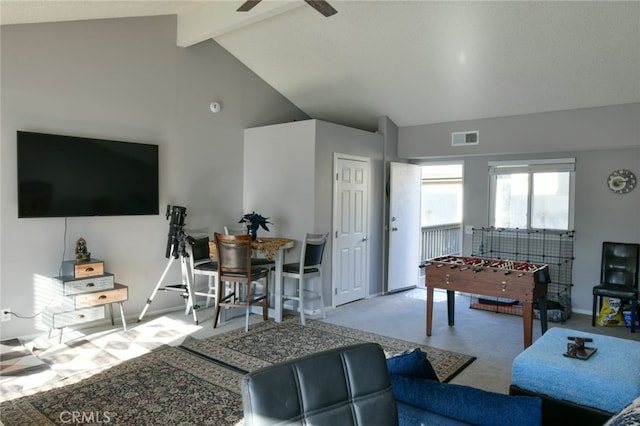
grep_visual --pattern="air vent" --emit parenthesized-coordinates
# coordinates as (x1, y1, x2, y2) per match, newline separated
(451, 131, 479, 146)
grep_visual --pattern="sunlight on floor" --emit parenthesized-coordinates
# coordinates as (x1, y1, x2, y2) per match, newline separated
(1, 314, 210, 398)
(401, 287, 448, 302)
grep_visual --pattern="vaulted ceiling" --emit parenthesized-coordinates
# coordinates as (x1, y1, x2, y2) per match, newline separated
(2, 0, 639, 131)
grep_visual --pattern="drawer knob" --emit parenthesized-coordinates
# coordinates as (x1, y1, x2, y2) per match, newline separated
(76, 314, 85, 320)
(98, 295, 107, 300)
(86, 283, 95, 288)
(85, 267, 94, 272)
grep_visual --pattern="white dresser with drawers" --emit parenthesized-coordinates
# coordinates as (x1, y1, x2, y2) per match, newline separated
(43, 259, 128, 342)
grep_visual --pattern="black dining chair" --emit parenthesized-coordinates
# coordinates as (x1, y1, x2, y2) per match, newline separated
(186, 236, 218, 309)
(592, 242, 640, 332)
(282, 232, 329, 325)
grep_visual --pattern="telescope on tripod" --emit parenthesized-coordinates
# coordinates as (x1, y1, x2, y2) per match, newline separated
(164, 205, 190, 259)
(137, 205, 201, 324)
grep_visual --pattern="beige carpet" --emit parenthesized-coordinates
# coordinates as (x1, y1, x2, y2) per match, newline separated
(181, 317, 476, 383)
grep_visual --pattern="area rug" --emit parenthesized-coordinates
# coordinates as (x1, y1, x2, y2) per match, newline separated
(0, 339, 62, 396)
(1, 339, 49, 377)
(23, 316, 200, 379)
(181, 317, 476, 382)
(0, 346, 244, 426)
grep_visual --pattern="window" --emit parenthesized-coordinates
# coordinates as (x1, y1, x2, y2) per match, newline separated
(421, 164, 463, 226)
(489, 159, 575, 230)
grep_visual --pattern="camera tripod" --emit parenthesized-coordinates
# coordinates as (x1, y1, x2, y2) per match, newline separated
(137, 205, 201, 324)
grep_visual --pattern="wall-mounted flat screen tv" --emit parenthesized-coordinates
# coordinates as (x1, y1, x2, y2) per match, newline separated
(17, 131, 159, 218)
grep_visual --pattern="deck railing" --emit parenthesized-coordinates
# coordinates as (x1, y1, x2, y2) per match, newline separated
(421, 223, 462, 260)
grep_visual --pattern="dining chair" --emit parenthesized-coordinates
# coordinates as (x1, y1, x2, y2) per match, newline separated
(224, 225, 248, 236)
(592, 241, 639, 332)
(224, 225, 275, 269)
(282, 232, 329, 325)
(213, 232, 269, 331)
(186, 236, 218, 309)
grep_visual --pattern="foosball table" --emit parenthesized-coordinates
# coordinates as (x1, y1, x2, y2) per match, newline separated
(423, 256, 551, 348)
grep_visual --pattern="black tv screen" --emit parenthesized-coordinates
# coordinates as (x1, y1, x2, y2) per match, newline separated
(17, 131, 159, 218)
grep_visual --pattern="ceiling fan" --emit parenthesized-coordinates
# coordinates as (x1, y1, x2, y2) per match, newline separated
(237, 0, 338, 17)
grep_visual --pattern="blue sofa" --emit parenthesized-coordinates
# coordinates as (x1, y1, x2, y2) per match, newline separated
(387, 348, 543, 426)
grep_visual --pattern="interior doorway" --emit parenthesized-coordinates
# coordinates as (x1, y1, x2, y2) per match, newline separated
(332, 154, 370, 306)
(420, 162, 464, 261)
(387, 162, 422, 292)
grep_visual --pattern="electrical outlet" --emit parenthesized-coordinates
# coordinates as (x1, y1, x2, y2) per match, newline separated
(1, 308, 11, 322)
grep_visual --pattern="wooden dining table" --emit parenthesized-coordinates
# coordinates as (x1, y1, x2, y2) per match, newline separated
(251, 237, 296, 322)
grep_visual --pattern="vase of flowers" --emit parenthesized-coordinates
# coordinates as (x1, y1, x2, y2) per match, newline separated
(239, 212, 272, 241)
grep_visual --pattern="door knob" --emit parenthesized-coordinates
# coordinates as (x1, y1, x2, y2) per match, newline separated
(362, 237, 368, 242)
(392, 227, 398, 231)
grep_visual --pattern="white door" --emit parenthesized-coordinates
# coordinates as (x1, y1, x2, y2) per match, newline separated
(333, 154, 369, 306)
(388, 162, 421, 292)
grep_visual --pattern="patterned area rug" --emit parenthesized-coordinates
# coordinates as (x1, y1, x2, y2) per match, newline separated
(1, 318, 476, 425)
(0, 346, 244, 426)
(1, 316, 201, 396)
(34, 316, 197, 375)
(181, 317, 475, 382)
(0, 339, 61, 395)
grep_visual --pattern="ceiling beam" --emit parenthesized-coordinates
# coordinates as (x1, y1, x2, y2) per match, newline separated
(177, 0, 303, 47)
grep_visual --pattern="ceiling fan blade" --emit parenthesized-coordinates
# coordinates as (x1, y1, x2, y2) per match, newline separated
(237, 0, 262, 12)
(304, 0, 338, 17)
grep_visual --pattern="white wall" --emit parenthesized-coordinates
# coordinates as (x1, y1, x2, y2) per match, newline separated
(243, 119, 385, 305)
(0, 16, 308, 339)
(399, 103, 639, 158)
(3, 17, 635, 339)
(314, 120, 385, 297)
(243, 120, 316, 240)
(399, 104, 640, 315)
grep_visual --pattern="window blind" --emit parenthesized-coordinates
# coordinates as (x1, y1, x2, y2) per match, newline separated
(488, 158, 576, 175)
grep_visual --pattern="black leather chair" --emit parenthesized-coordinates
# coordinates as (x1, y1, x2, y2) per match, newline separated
(592, 242, 640, 332)
(242, 343, 398, 426)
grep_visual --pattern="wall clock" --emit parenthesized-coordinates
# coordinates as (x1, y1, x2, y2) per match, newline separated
(607, 169, 636, 194)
